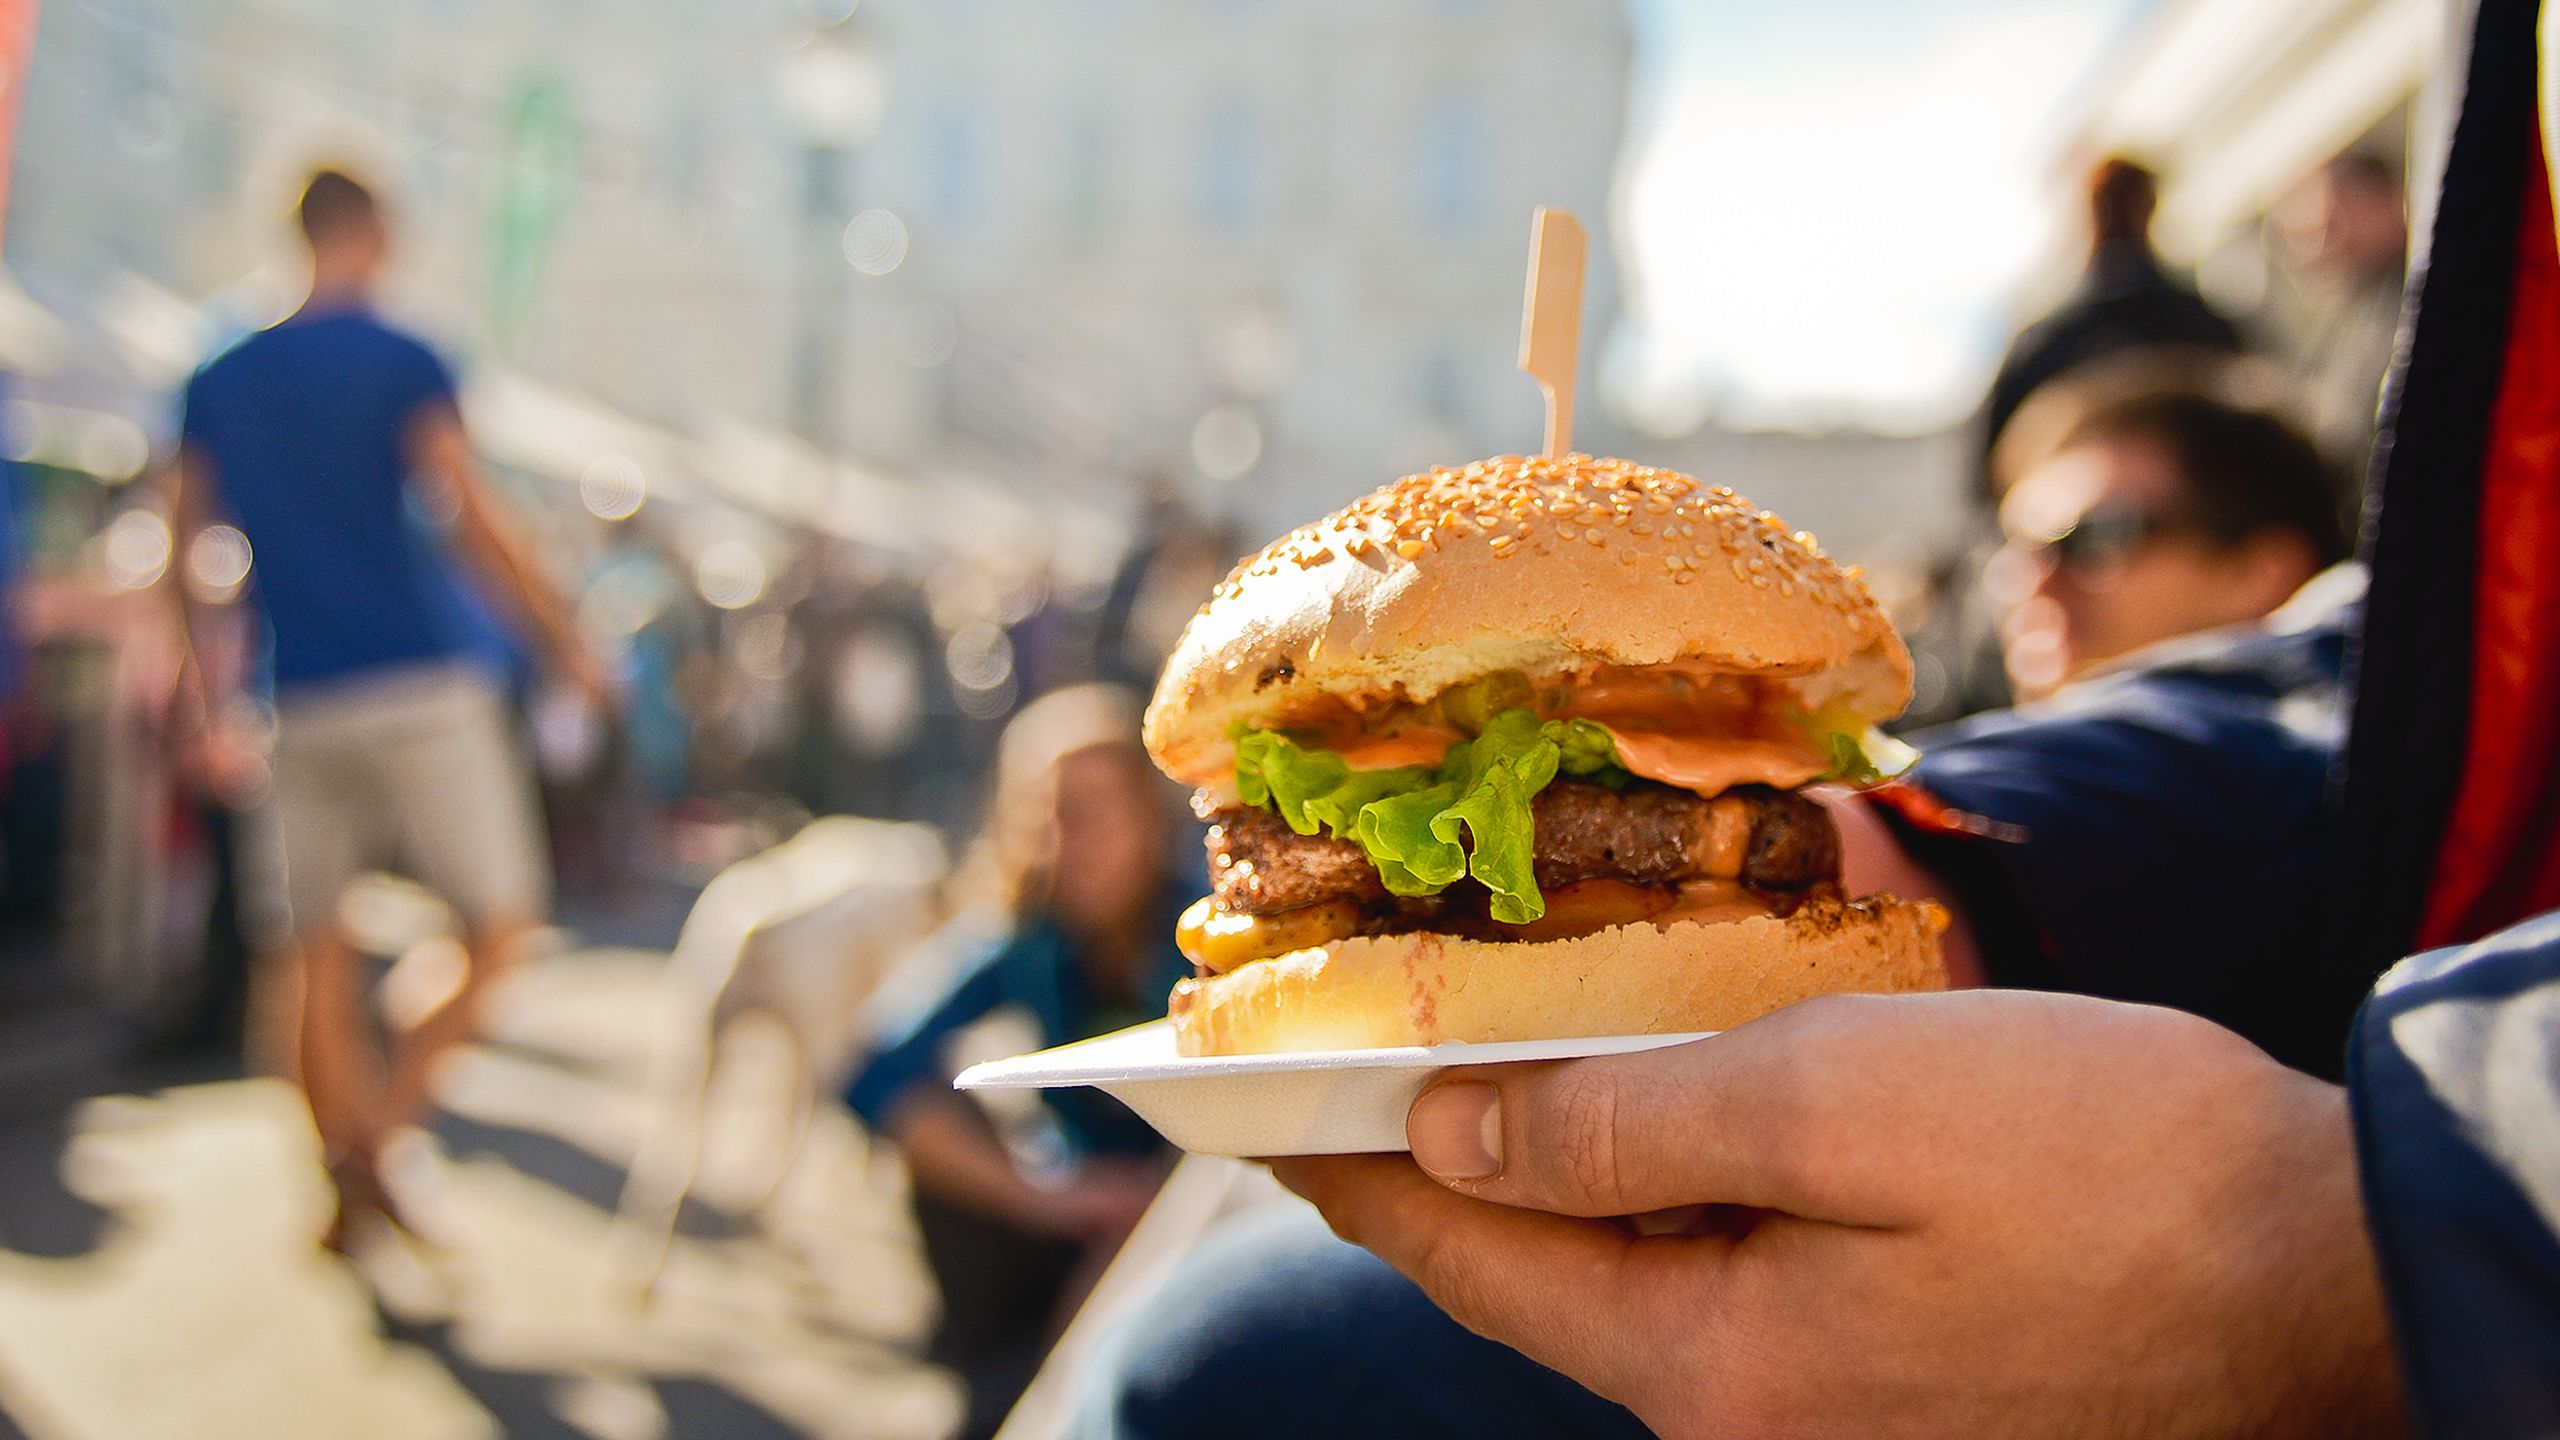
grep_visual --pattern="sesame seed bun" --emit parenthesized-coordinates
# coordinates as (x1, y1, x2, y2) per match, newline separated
(1143, 453, 1913, 786)
(1167, 895, 1948, 1055)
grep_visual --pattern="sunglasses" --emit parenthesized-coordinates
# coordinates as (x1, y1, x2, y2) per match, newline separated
(2009, 501, 2209, 570)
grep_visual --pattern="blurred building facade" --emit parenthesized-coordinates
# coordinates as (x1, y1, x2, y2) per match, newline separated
(840, 0, 1632, 538)
(7, 0, 1632, 546)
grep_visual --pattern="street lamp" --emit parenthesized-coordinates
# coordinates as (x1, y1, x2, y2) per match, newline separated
(778, 17, 887, 453)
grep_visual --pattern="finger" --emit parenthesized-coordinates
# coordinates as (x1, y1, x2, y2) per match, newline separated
(1272, 1153, 1678, 1405)
(1404, 997, 1919, 1223)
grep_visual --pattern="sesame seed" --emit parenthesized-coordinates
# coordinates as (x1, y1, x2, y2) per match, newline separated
(1396, 540, 1425, 560)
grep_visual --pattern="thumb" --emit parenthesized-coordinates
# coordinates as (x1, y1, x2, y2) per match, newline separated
(1405, 1001, 1901, 1223)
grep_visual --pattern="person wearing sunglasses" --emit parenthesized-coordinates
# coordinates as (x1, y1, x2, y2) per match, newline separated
(1992, 388, 2351, 702)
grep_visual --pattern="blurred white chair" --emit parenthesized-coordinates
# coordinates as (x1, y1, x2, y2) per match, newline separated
(611, 815, 947, 1296)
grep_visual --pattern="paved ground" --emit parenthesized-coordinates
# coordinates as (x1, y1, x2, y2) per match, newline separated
(0, 949, 962, 1440)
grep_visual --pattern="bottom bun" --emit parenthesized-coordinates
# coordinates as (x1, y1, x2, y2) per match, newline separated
(1168, 894, 1947, 1056)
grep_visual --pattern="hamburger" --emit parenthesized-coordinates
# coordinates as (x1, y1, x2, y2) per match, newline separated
(1144, 453, 1947, 1055)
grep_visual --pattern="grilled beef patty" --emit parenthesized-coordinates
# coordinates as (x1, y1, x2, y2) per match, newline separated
(1201, 779, 1839, 917)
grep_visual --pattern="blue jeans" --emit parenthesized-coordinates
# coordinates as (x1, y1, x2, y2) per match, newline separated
(1070, 1204, 1654, 1439)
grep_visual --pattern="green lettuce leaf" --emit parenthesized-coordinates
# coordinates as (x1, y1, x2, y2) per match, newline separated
(1794, 710, 1920, 786)
(1818, 730, 1884, 785)
(1227, 707, 1631, 923)
(1355, 782, 1467, 895)
(1550, 716, 1630, 788)
(1430, 710, 1560, 922)
(1231, 728, 1429, 835)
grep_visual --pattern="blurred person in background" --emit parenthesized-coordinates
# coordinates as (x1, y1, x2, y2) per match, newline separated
(846, 682, 1188, 1439)
(1992, 387, 2349, 702)
(1979, 157, 2247, 470)
(1903, 158, 2250, 729)
(172, 167, 612, 1246)
(2275, 151, 2409, 488)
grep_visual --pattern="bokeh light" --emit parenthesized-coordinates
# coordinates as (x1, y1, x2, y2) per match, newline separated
(579, 453, 649, 520)
(1189, 404, 1263, 482)
(103, 510, 173, 590)
(184, 524, 254, 603)
(834, 623, 924, 755)
(944, 619, 1016, 718)
(842, 209, 909, 275)
(693, 539, 770, 611)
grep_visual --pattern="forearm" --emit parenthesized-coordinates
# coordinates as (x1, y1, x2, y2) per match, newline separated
(411, 405, 590, 676)
(460, 507, 583, 666)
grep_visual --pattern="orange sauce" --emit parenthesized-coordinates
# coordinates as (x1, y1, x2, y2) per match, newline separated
(1599, 726, 1828, 796)
(1259, 667, 1823, 797)
(1326, 725, 1462, 770)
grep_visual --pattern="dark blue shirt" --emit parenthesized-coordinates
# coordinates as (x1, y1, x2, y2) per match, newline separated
(180, 308, 487, 692)
(1880, 569, 2365, 1078)
(848, 906, 1193, 1161)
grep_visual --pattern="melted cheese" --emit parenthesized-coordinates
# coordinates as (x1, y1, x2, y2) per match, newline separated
(1175, 878, 1779, 974)
(1659, 880, 1777, 925)
(1501, 879, 1677, 943)
(1599, 725, 1828, 798)
(1176, 896, 1364, 973)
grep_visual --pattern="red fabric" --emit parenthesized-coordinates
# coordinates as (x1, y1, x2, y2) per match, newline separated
(2418, 129, 2560, 946)
(0, 0, 36, 249)
(1866, 779, 2027, 844)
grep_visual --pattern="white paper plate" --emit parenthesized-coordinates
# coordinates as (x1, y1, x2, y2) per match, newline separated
(954, 1020, 1714, 1157)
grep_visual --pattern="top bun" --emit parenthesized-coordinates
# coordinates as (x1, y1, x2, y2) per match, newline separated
(1145, 453, 1912, 784)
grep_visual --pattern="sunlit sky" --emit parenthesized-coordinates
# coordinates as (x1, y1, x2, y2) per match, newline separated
(1612, 0, 2149, 433)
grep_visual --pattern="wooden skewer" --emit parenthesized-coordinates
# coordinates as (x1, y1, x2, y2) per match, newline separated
(1518, 206, 1588, 459)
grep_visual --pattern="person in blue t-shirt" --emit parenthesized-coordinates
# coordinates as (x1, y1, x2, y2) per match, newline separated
(174, 168, 611, 1247)
(847, 684, 1189, 1440)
